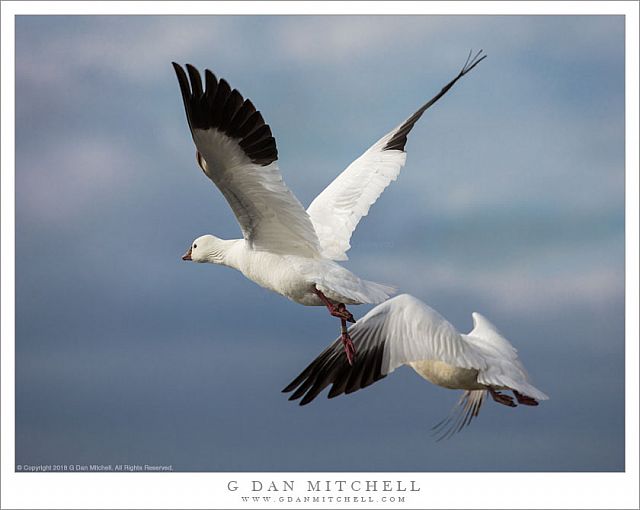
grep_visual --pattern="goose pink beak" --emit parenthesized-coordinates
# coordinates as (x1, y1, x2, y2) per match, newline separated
(182, 247, 192, 261)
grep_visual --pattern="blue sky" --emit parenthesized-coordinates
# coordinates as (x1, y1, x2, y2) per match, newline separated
(15, 15, 624, 471)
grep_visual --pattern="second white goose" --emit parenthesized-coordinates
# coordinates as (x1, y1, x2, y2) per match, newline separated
(283, 294, 548, 439)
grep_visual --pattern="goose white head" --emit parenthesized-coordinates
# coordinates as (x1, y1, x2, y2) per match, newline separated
(181, 234, 229, 264)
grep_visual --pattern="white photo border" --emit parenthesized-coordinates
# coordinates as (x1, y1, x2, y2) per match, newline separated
(1, 2, 638, 509)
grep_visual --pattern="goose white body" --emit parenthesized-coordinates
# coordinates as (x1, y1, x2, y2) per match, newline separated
(197, 237, 392, 306)
(172, 54, 485, 308)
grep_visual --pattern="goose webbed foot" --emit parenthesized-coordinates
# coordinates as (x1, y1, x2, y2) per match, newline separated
(513, 390, 539, 406)
(314, 288, 356, 323)
(489, 388, 517, 407)
(334, 303, 356, 323)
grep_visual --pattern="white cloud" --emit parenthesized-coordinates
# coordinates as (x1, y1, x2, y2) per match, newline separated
(271, 16, 451, 64)
(269, 15, 622, 69)
(353, 247, 623, 316)
(16, 137, 139, 222)
(15, 16, 248, 105)
(16, 15, 623, 87)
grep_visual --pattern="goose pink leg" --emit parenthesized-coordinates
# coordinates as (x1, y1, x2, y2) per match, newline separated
(313, 288, 355, 323)
(314, 288, 356, 366)
(340, 318, 356, 366)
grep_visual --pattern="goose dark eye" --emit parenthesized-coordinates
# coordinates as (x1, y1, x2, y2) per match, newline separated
(193, 244, 197, 249)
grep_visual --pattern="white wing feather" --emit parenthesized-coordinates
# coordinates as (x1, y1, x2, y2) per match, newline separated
(174, 63, 321, 258)
(193, 129, 322, 257)
(367, 294, 488, 374)
(464, 313, 549, 400)
(306, 136, 407, 261)
(307, 51, 487, 261)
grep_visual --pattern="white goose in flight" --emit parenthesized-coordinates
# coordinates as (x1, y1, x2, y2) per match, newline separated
(172, 52, 486, 365)
(283, 294, 548, 440)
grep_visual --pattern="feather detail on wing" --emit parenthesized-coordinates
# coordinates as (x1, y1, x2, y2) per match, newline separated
(379, 294, 488, 374)
(307, 50, 486, 261)
(464, 313, 549, 401)
(282, 294, 486, 405)
(172, 63, 321, 257)
(281, 320, 389, 406)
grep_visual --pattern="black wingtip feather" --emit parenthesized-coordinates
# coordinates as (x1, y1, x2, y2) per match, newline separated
(283, 330, 388, 405)
(239, 124, 273, 149)
(282, 366, 312, 393)
(326, 373, 349, 399)
(249, 138, 277, 154)
(219, 89, 244, 133)
(185, 64, 203, 97)
(172, 63, 278, 166)
(237, 111, 266, 139)
(382, 50, 486, 153)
